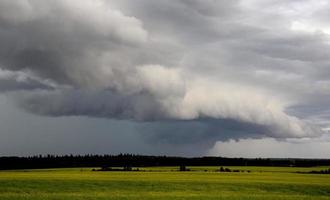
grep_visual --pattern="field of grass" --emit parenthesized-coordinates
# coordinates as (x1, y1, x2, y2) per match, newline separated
(0, 166, 329, 200)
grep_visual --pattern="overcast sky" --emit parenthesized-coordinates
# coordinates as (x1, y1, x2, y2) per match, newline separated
(0, 0, 330, 157)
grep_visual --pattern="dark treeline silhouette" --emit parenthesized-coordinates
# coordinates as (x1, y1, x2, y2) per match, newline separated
(0, 154, 330, 170)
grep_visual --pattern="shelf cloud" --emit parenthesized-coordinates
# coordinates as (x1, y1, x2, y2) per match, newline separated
(0, 0, 330, 154)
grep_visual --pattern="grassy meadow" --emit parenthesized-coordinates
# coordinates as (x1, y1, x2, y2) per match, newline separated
(0, 166, 329, 200)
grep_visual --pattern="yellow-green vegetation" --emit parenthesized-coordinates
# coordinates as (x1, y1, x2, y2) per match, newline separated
(0, 166, 329, 200)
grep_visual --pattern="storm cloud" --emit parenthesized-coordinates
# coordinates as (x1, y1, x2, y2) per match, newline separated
(0, 0, 330, 154)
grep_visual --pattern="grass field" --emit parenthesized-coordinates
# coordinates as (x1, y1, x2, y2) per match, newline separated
(0, 166, 329, 200)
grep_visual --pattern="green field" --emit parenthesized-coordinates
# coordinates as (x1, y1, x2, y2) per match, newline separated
(0, 166, 329, 200)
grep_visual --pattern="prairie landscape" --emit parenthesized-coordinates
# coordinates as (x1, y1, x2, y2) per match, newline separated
(0, 166, 329, 200)
(1, 1, 330, 200)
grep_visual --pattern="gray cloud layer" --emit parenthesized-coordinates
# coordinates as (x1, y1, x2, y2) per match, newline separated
(0, 0, 330, 153)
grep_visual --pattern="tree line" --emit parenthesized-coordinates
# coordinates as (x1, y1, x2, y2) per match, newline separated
(0, 154, 329, 170)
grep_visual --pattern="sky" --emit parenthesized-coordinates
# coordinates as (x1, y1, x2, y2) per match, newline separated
(0, 0, 330, 157)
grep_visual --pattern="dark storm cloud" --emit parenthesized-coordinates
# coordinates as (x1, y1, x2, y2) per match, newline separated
(15, 89, 164, 120)
(139, 119, 270, 154)
(0, 0, 329, 153)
